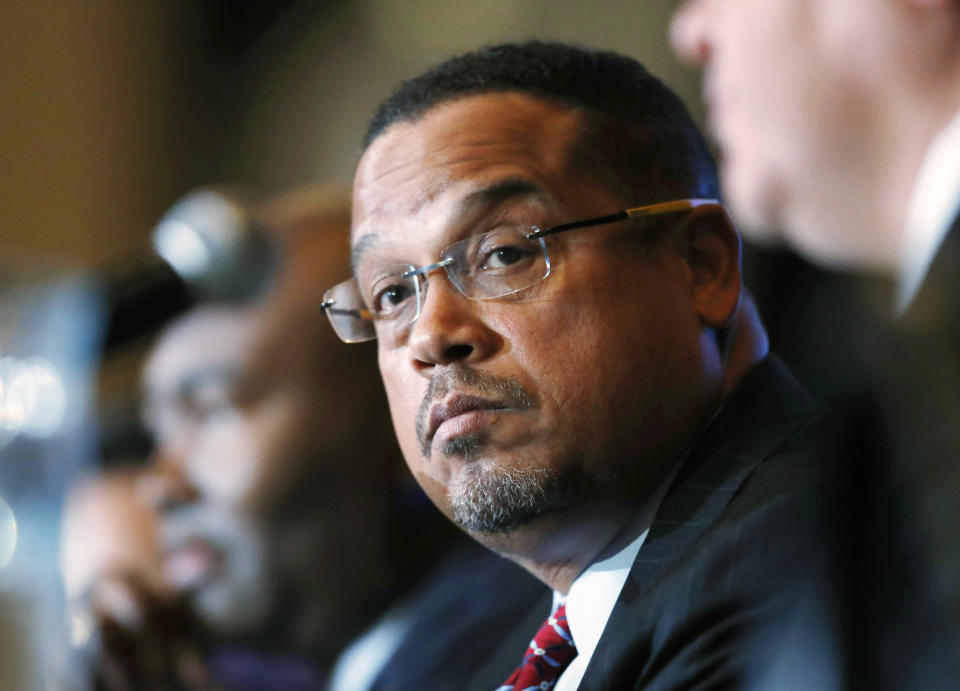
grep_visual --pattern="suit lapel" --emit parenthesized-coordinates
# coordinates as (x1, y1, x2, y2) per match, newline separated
(579, 356, 817, 690)
(630, 355, 816, 596)
(464, 589, 554, 691)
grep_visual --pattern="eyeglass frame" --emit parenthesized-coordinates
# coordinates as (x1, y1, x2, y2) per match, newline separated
(321, 197, 720, 343)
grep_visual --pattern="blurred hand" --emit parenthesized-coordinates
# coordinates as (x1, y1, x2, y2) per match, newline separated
(65, 570, 214, 691)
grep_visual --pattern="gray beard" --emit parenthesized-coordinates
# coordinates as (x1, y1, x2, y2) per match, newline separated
(448, 458, 559, 534)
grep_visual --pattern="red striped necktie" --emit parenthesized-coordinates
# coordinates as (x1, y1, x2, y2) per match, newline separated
(497, 602, 578, 691)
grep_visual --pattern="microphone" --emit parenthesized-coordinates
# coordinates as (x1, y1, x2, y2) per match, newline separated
(102, 189, 275, 350)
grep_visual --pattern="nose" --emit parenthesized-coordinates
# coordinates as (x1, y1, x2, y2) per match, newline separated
(670, 0, 712, 67)
(407, 273, 499, 376)
(141, 445, 199, 513)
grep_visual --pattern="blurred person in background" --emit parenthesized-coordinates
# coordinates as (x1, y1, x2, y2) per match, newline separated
(672, 0, 960, 686)
(62, 185, 544, 690)
(61, 467, 210, 688)
(63, 187, 401, 689)
(670, 0, 960, 305)
(61, 468, 165, 640)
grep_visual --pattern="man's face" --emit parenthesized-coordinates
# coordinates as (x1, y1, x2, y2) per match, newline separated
(141, 309, 297, 632)
(353, 93, 724, 542)
(671, 0, 904, 270)
(141, 304, 382, 638)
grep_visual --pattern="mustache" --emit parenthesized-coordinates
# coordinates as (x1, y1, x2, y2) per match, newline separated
(415, 367, 533, 457)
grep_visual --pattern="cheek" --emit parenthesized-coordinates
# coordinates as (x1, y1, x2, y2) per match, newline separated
(518, 259, 707, 456)
(713, 1, 815, 151)
(380, 360, 453, 515)
(715, 42, 814, 238)
(378, 349, 432, 473)
(244, 401, 319, 507)
(492, 290, 620, 449)
(187, 413, 265, 505)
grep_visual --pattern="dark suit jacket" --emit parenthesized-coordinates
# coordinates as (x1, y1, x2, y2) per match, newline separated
(580, 355, 827, 690)
(368, 537, 549, 691)
(826, 216, 960, 689)
(751, 217, 960, 691)
(881, 215, 960, 599)
(467, 355, 830, 690)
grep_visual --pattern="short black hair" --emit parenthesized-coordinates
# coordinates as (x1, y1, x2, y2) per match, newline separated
(363, 41, 719, 204)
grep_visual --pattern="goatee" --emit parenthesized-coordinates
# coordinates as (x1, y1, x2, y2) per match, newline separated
(449, 460, 560, 533)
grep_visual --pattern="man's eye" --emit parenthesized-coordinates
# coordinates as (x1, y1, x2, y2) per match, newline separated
(373, 283, 415, 314)
(480, 244, 534, 270)
(194, 402, 233, 424)
(187, 391, 234, 424)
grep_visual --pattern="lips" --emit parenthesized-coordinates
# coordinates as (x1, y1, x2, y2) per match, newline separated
(163, 537, 224, 591)
(426, 394, 508, 443)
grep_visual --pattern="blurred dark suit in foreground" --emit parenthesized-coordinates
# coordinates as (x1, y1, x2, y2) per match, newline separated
(673, 0, 960, 685)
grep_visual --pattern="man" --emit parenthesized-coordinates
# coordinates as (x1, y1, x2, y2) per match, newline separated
(670, 0, 960, 313)
(62, 188, 402, 688)
(672, 2, 960, 685)
(322, 42, 829, 689)
(69, 187, 545, 689)
(142, 188, 418, 687)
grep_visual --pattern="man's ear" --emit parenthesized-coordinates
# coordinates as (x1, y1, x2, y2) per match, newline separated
(677, 204, 742, 329)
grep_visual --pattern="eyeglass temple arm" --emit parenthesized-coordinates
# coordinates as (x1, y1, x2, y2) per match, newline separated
(528, 210, 629, 239)
(527, 198, 720, 240)
(321, 299, 374, 321)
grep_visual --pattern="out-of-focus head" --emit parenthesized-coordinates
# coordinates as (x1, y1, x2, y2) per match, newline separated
(345, 42, 744, 558)
(671, 0, 960, 272)
(140, 188, 398, 645)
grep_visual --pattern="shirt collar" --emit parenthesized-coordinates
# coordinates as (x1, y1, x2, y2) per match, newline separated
(557, 530, 645, 665)
(556, 459, 682, 663)
(898, 106, 960, 312)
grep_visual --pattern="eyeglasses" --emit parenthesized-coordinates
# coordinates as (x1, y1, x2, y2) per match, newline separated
(321, 198, 719, 344)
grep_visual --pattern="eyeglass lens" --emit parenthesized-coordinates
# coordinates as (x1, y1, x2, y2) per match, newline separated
(325, 226, 550, 343)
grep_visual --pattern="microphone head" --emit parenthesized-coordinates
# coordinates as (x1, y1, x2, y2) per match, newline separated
(102, 187, 277, 351)
(152, 188, 275, 302)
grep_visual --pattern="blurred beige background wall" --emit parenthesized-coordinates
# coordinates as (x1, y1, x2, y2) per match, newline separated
(0, 0, 701, 267)
(0, 2, 212, 262)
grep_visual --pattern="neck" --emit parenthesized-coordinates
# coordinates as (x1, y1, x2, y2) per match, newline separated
(475, 501, 646, 593)
(267, 506, 405, 657)
(474, 393, 724, 594)
(720, 295, 767, 397)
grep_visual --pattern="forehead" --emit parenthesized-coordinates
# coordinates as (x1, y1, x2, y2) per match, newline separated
(143, 308, 259, 399)
(352, 92, 585, 249)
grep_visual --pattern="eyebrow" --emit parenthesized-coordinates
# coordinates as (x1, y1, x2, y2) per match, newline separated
(351, 233, 379, 272)
(143, 366, 231, 425)
(156, 366, 235, 406)
(351, 177, 546, 271)
(459, 177, 545, 211)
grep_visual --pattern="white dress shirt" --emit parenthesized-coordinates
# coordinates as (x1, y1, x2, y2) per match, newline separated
(551, 531, 646, 691)
(553, 463, 681, 691)
(898, 106, 960, 312)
